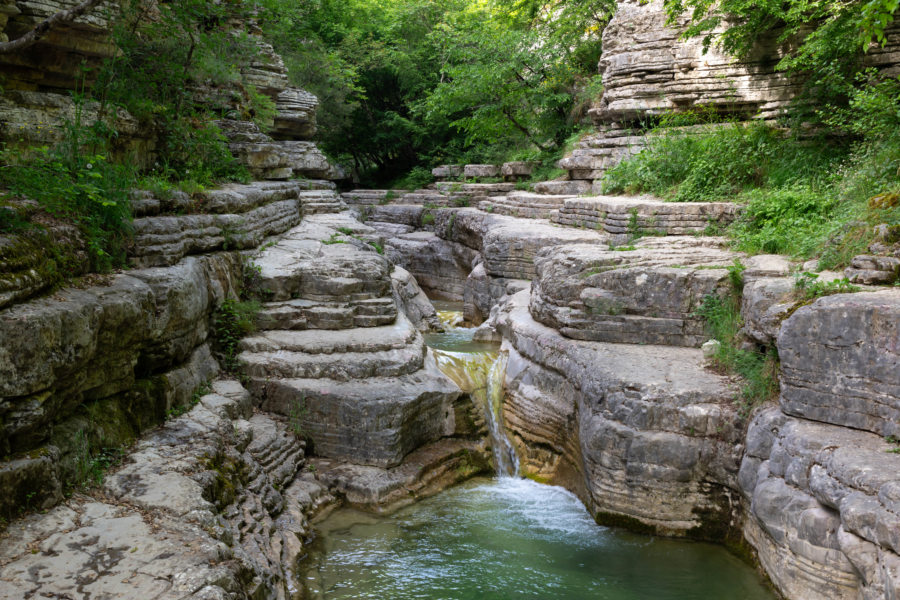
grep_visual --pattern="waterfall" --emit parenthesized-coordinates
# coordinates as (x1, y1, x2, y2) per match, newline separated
(432, 347, 518, 477)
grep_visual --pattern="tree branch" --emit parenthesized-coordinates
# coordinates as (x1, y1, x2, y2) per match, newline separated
(0, 0, 107, 54)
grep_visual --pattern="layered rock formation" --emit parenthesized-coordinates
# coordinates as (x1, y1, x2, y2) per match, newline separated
(739, 290, 900, 599)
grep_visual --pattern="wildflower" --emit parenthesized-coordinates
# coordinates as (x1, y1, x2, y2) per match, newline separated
(86, 163, 93, 169)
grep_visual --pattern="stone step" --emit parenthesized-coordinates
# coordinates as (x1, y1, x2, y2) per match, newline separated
(253, 355, 459, 468)
(249, 217, 393, 302)
(435, 182, 515, 195)
(533, 180, 593, 195)
(238, 339, 425, 380)
(478, 192, 575, 219)
(552, 195, 741, 236)
(256, 297, 397, 330)
(530, 236, 741, 347)
(240, 313, 419, 355)
(432, 165, 463, 179)
(341, 189, 410, 205)
(131, 200, 300, 267)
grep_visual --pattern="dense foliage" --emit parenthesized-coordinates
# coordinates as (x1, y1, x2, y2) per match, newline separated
(259, 0, 613, 184)
(602, 0, 900, 267)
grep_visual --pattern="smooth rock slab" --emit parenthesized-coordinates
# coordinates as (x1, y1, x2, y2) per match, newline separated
(777, 290, 900, 437)
(256, 354, 459, 468)
(249, 217, 392, 302)
(530, 237, 738, 347)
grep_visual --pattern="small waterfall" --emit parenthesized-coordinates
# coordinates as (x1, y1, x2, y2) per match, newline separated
(436, 309, 465, 329)
(432, 346, 518, 478)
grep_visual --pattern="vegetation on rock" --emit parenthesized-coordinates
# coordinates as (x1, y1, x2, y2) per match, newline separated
(260, 0, 613, 184)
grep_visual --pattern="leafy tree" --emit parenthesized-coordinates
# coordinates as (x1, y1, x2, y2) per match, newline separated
(662, 0, 900, 115)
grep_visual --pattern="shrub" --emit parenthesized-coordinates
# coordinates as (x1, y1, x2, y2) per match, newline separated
(212, 298, 261, 371)
(695, 290, 779, 416)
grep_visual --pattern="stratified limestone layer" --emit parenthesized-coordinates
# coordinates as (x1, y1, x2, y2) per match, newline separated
(311, 437, 491, 513)
(778, 290, 900, 438)
(479, 192, 576, 220)
(0, 380, 334, 600)
(553, 195, 741, 236)
(249, 215, 393, 303)
(530, 236, 738, 347)
(385, 231, 479, 301)
(244, 213, 462, 469)
(256, 354, 459, 469)
(740, 407, 900, 600)
(130, 180, 351, 268)
(0, 253, 240, 450)
(496, 291, 743, 536)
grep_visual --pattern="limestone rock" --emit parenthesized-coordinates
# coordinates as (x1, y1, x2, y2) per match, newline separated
(385, 231, 479, 301)
(479, 192, 575, 220)
(740, 276, 795, 346)
(844, 254, 900, 285)
(530, 237, 738, 347)
(463, 164, 500, 178)
(501, 161, 535, 181)
(272, 87, 318, 140)
(432, 165, 463, 180)
(496, 290, 743, 536)
(391, 266, 443, 332)
(248, 220, 391, 303)
(0, 379, 324, 599)
(256, 353, 459, 468)
(552, 195, 741, 236)
(741, 407, 900, 599)
(311, 438, 490, 513)
(533, 179, 593, 195)
(777, 290, 900, 437)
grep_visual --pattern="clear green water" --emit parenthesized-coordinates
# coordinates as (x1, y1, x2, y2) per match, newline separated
(300, 478, 776, 600)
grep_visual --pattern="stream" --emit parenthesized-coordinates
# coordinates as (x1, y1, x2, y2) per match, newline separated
(299, 303, 776, 599)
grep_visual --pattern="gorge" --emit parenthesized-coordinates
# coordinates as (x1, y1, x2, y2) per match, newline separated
(1, 1, 900, 599)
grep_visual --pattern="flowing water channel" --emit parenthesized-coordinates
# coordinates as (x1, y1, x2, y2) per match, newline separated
(299, 303, 776, 599)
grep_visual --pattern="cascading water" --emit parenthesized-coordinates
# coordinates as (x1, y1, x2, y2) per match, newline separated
(297, 301, 778, 599)
(428, 307, 519, 477)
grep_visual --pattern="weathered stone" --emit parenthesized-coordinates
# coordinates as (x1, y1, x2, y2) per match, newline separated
(742, 254, 794, 282)
(131, 199, 300, 267)
(463, 164, 500, 178)
(0, 379, 320, 600)
(530, 237, 738, 347)
(740, 276, 795, 347)
(391, 266, 442, 332)
(533, 179, 593, 196)
(741, 407, 900, 599)
(496, 290, 743, 536)
(778, 290, 900, 437)
(385, 232, 479, 301)
(479, 192, 575, 220)
(500, 161, 536, 180)
(311, 438, 490, 513)
(272, 87, 318, 140)
(238, 314, 426, 381)
(248, 217, 393, 303)
(256, 353, 459, 468)
(845, 254, 900, 285)
(431, 165, 463, 179)
(552, 195, 741, 236)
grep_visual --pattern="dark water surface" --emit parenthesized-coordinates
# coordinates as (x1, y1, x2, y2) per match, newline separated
(300, 477, 776, 600)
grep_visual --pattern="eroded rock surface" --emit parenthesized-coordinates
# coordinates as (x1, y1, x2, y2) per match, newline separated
(778, 290, 900, 438)
(741, 408, 900, 599)
(530, 236, 738, 347)
(495, 290, 743, 537)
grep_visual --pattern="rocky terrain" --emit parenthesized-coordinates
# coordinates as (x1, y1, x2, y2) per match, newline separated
(2, 1, 900, 599)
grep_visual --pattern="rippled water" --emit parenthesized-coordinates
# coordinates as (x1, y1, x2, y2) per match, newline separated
(300, 478, 775, 600)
